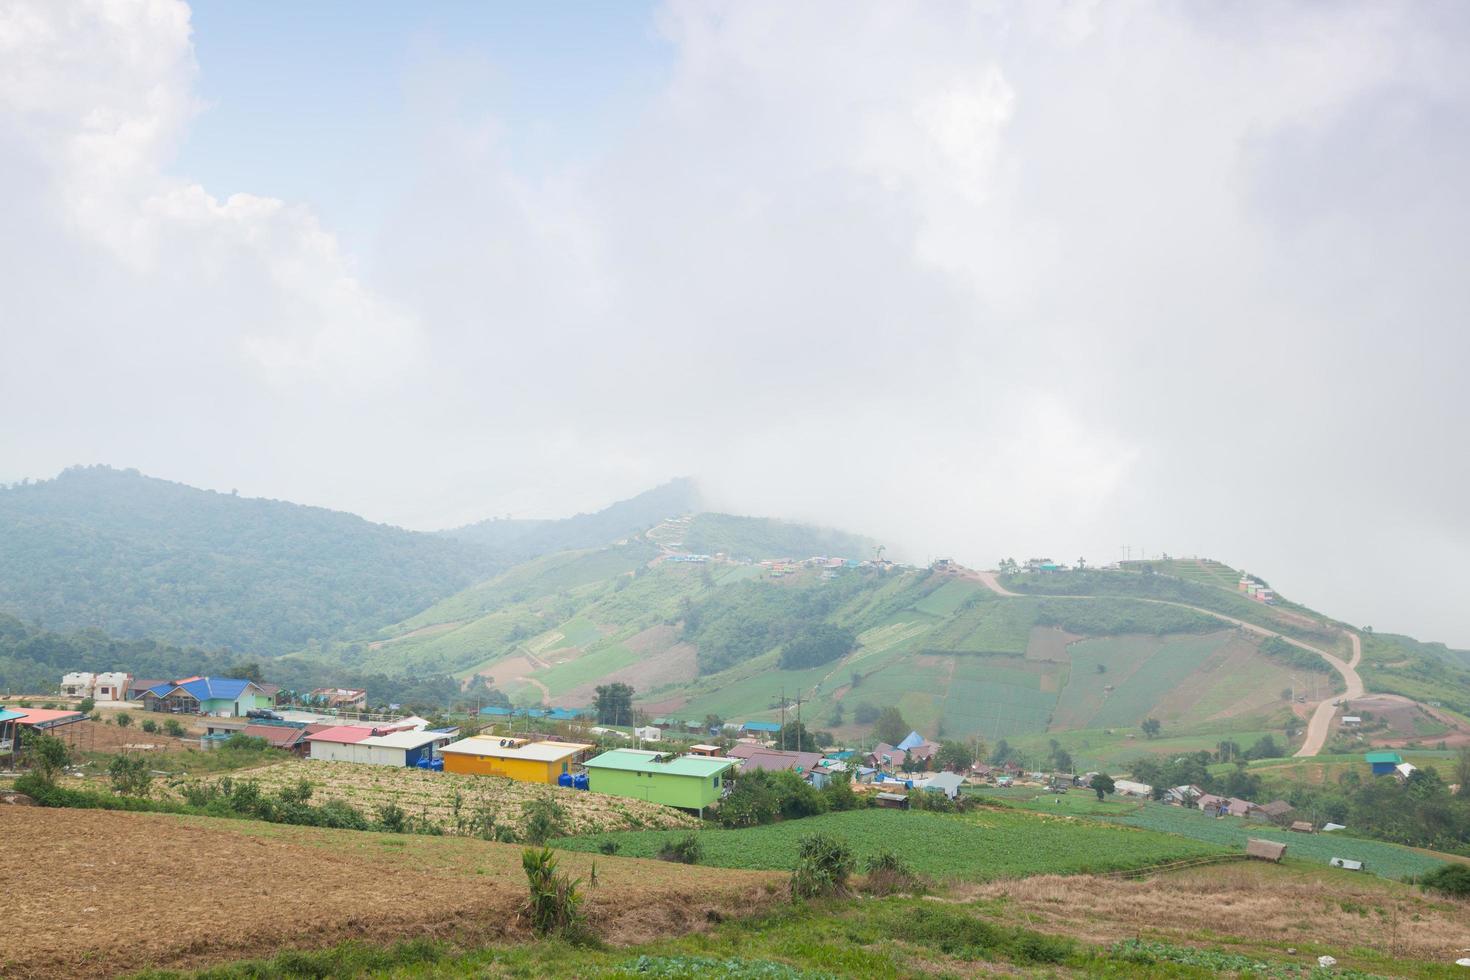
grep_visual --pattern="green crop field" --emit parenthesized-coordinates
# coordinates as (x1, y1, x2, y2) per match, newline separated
(1110, 802, 1448, 881)
(536, 642, 640, 696)
(912, 579, 983, 617)
(557, 807, 1223, 880)
(966, 785, 1143, 817)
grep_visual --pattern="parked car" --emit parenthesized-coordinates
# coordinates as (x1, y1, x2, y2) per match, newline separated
(246, 708, 283, 721)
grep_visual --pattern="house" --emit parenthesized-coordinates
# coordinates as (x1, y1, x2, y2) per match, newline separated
(61, 671, 132, 702)
(582, 748, 736, 811)
(1225, 798, 1256, 817)
(128, 679, 167, 701)
(730, 745, 824, 774)
(896, 731, 927, 751)
(1256, 800, 1295, 822)
(309, 688, 367, 710)
(874, 791, 909, 809)
(866, 743, 906, 769)
(633, 726, 662, 742)
(1365, 751, 1402, 775)
(1163, 784, 1203, 806)
(306, 725, 454, 766)
(1197, 794, 1229, 816)
(807, 765, 837, 790)
(1113, 779, 1153, 798)
(1394, 762, 1418, 783)
(439, 736, 593, 783)
(1340, 716, 1361, 727)
(739, 721, 782, 736)
(136, 678, 275, 717)
(917, 771, 965, 799)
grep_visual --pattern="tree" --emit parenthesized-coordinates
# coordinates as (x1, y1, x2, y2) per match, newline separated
(1095, 663, 1107, 674)
(592, 683, 635, 726)
(228, 661, 265, 684)
(1456, 747, 1470, 797)
(163, 719, 185, 737)
(827, 703, 845, 727)
(1215, 740, 1240, 763)
(1244, 734, 1283, 761)
(935, 740, 974, 772)
(78, 697, 95, 714)
(25, 732, 71, 782)
(107, 754, 153, 796)
(1141, 718, 1162, 739)
(703, 713, 723, 734)
(779, 623, 857, 670)
(1052, 749, 1074, 774)
(777, 721, 818, 752)
(873, 707, 909, 746)
(989, 739, 1014, 765)
(853, 702, 879, 725)
(1092, 773, 1116, 801)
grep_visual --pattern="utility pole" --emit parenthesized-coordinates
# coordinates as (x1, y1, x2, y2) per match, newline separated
(795, 688, 803, 751)
(777, 687, 787, 750)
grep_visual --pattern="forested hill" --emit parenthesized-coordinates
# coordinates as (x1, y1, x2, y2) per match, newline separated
(0, 466, 501, 655)
(441, 478, 701, 560)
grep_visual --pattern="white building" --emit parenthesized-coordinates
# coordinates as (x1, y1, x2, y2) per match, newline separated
(305, 725, 453, 766)
(1113, 779, 1154, 798)
(634, 725, 662, 742)
(60, 671, 132, 702)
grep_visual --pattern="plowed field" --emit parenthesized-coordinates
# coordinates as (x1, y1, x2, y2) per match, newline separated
(0, 808, 782, 978)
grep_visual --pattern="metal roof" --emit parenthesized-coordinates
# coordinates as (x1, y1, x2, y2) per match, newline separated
(739, 721, 781, 732)
(440, 737, 592, 762)
(1364, 751, 1402, 764)
(143, 677, 262, 701)
(365, 730, 454, 750)
(305, 725, 374, 744)
(583, 748, 736, 778)
(10, 708, 85, 728)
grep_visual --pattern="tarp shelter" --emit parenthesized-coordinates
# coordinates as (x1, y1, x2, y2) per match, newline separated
(1246, 839, 1287, 862)
(1330, 857, 1364, 871)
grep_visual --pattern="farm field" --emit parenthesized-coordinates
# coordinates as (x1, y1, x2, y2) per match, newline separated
(558, 807, 1224, 880)
(966, 784, 1144, 817)
(1009, 725, 1285, 771)
(155, 760, 699, 837)
(0, 807, 780, 978)
(1110, 801, 1452, 880)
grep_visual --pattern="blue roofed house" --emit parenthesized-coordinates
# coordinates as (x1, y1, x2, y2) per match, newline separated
(1365, 751, 1403, 776)
(896, 730, 927, 751)
(136, 677, 275, 717)
(741, 721, 782, 735)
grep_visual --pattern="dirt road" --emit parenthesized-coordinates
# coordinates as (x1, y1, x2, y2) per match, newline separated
(968, 569, 1364, 757)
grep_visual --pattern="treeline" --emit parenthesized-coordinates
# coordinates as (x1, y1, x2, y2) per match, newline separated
(0, 465, 501, 654)
(1033, 598, 1221, 636)
(680, 513, 877, 562)
(1281, 761, 1470, 855)
(681, 577, 869, 674)
(1259, 636, 1334, 675)
(0, 614, 461, 708)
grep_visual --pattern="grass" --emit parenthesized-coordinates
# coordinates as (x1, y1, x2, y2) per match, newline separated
(557, 807, 1223, 880)
(1111, 800, 1449, 881)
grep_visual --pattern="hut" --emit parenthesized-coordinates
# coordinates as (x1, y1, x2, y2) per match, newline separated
(1365, 751, 1402, 776)
(439, 737, 593, 783)
(1245, 839, 1287, 863)
(1289, 820, 1315, 833)
(874, 791, 910, 809)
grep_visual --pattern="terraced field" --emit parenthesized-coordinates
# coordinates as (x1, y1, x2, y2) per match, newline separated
(1111, 801, 1449, 880)
(558, 807, 1224, 880)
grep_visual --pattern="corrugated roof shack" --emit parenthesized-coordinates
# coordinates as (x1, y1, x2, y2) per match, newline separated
(1246, 839, 1287, 863)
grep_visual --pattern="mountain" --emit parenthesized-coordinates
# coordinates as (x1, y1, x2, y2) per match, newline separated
(441, 478, 701, 560)
(0, 466, 501, 655)
(328, 549, 1470, 770)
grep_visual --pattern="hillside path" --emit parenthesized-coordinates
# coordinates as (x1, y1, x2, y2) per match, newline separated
(968, 569, 1364, 757)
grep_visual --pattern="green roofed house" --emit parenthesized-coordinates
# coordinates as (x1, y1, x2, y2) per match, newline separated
(583, 748, 736, 811)
(1365, 751, 1403, 776)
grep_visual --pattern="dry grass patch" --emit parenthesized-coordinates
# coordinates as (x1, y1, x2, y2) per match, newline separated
(968, 862, 1470, 962)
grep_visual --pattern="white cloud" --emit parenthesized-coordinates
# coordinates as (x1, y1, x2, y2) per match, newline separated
(1, 1, 1467, 644)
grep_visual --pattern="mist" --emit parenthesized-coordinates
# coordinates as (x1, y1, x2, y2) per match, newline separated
(1, 1, 1467, 645)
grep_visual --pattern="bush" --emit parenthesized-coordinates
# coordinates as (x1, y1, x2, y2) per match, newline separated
(140, 718, 158, 734)
(162, 719, 185, 738)
(376, 801, 408, 833)
(853, 703, 880, 725)
(24, 731, 72, 782)
(106, 754, 153, 796)
(657, 833, 703, 864)
(863, 850, 923, 896)
(523, 795, 569, 845)
(78, 697, 95, 714)
(223, 732, 268, 751)
(597, 839, 620, 855)
(790, 833, 854, 899)
(116, 712, 133, 728)
(520, 847, 586, 938)
(1420, 863, 1470, 898)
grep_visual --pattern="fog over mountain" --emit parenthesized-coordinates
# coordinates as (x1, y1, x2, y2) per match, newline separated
(1, 2, 1466, 644)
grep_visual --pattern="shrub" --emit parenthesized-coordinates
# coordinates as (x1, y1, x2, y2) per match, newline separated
(523, 795, 569, 845)
(223, 732, 268, 751)
(78, 697, 95, 714)
(116, 712, 133, 728)
(520, 847, 585, 937)
(140, 718, 158, 734)
(863, 849, 923, 896)
(162, 719, 185, 738)
(1420, 864, 1470, 898)
(376, 801, 408, 833)
(24, 732, 71, 782)
(853, 703, 879, 725)
(790, 833, 854, 899)
(598, 839, 621, 855)
(107, 754, 153, 797)
(657, 833, 703, 864)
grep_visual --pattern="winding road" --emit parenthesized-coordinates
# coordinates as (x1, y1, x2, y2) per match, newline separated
(968, 569, 1364, 757)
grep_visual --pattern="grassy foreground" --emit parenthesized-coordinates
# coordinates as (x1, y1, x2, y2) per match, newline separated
(557, 807, 1224, 879)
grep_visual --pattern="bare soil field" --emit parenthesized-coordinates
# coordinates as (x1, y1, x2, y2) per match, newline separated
(1023, 625, 1078, 663)
(155, 759, 701, 837)
(51, 718, 193, 754)
(564, 625, 698, 705)
(1349, 694, 1470, 746)
(0, 807, 782, 978)
(971, 862, 1470, 963)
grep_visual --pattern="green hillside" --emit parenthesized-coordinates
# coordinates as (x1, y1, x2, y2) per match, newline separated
(0, 466, 501, 655)
(678, 513, 879, 560)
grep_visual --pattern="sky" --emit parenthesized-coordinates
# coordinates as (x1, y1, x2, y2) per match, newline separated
(1, 1, 1468, 646)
